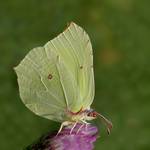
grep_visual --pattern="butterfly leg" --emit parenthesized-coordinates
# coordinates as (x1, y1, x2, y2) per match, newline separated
(76, 123, 85, 134)
(70, 121, 77, 134)
(81, 120, 90, 131)
(56, 121, 72, 136)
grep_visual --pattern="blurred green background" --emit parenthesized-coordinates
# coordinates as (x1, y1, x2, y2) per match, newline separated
(0, 0, 150, 149)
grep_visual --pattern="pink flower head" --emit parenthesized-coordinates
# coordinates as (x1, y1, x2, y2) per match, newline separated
(28, 123, 99, 150)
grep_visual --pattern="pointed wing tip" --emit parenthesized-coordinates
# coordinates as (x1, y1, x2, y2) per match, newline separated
(14, 64, 22, 75)
(69, 21, 77, 26)
(13, 64, 20, 72)
(64, 22, 72, 31)
(67, 21, 76, 27)
(64, 21, 80, 31)
(13, 66, 18, 72)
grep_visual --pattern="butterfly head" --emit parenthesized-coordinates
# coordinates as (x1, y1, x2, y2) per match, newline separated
(85, 109, 113, 134)
(84, 109, 98, 121)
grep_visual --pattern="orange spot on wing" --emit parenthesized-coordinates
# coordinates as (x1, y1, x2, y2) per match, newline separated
(48, 74, 53, 80)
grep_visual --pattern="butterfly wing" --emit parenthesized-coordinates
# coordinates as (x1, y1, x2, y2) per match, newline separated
(15, 22, 95, 122)
(44, 22, 95, 112)
(15, 47, 71, 122)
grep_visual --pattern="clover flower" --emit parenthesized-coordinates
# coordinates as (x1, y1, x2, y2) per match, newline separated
(26, 123, 99, 150)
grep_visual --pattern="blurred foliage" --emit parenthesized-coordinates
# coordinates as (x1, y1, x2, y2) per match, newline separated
(0, 0, 150, 149)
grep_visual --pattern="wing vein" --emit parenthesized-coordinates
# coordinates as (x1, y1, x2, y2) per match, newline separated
(56, 60, 69, 109)
(62, 32, 80, 66)
(57, 37, 78, 81)
(26, 56, 64, 105)
(45, 42, 69, 108)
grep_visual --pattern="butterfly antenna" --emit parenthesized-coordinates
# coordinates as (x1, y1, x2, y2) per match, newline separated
(97, 113, 113, 135)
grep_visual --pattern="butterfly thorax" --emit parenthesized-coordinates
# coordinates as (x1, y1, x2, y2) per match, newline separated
(66, 109, 97, 122)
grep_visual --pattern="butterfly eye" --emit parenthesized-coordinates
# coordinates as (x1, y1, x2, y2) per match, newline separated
(87, 111, 97, 117)
(87, 112, 91, 116)
(88, 112, 95, 117)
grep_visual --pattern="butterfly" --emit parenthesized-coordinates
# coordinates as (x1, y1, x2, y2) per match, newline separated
(14, 22, 112, 134)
